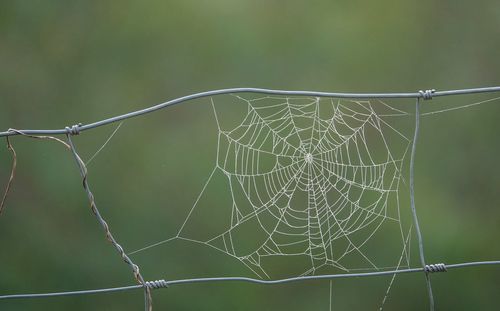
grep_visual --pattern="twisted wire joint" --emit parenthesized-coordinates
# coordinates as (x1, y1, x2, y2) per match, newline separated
(65, 123, 82, 136)
(424, 263, 447, 273)
(419, 89, 436, 100)
(145, 280, 169, 289)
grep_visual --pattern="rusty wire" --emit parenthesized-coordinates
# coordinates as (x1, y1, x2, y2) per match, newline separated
(0, 137, 16, 215)
(0, 128, 152, 311)
(65, 132, 152, 311)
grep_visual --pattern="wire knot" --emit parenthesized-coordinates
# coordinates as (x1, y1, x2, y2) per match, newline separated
(424, 263, 447, 273)
(65, 123, 82, 136)
(419, 89, 436, 100)
(145, 279, 169, 289)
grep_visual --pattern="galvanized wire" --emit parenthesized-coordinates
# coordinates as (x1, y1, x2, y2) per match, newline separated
(1, 86, 500, 138)
(1, 261, 499, 300)
(409, 97, 434, 310)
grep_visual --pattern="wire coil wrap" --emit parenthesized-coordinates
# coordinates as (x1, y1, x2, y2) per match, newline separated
(145, 280, 169, 289)
(419, 89, 436, 100)
(425, 263, 447, 273)
(65, 123, 82, 135)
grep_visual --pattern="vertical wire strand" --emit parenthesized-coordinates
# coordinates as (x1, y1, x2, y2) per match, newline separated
(409, 97, 434, 310)
(65, 134, 152, 311)
(329, 280, 333, 311)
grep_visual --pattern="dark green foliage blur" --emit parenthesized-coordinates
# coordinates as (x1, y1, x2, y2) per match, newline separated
(1, 1, 500, 310)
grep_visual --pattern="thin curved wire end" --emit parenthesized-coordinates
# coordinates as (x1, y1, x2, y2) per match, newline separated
(0, 136, 17, 215)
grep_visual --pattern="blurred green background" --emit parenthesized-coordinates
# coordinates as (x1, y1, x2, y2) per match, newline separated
(1, 1, 500, 310)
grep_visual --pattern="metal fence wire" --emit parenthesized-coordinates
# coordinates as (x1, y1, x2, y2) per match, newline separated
(1, 86, 500, 311)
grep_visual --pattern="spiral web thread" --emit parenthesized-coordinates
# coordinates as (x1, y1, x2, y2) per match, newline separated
(134, 95, 414, 283)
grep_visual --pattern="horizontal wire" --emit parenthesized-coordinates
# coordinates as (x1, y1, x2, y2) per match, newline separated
(1, 260, 498, 300)
(1, 86, 500, 138)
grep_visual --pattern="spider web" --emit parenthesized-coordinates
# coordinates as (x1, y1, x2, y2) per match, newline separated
(132, 94, 414, 280)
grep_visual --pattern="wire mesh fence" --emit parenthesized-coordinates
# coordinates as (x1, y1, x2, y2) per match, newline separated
(1, 86, 500, 310)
